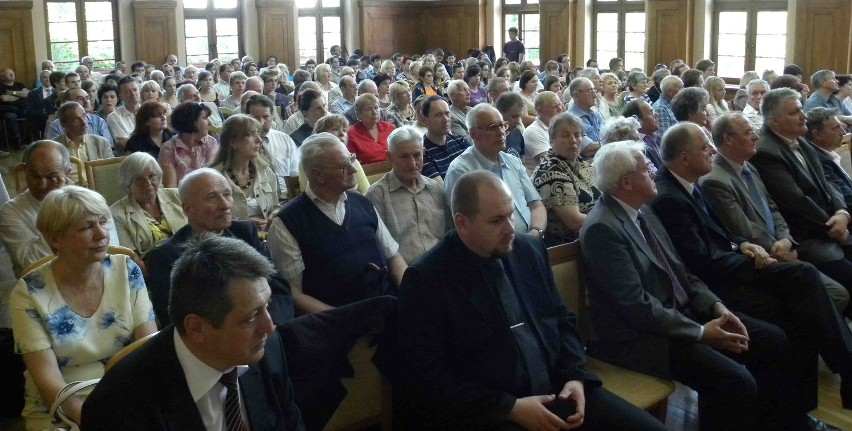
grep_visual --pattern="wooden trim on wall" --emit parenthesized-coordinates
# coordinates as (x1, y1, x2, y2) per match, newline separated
(0, 0, 36, 84)
(793, 0, 852, 79)
(131, 1, 178, 67)
(257, 0, 299, 70)
(646, 0, 694, 73)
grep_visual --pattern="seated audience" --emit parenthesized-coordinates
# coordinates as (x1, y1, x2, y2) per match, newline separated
(385, 81, 416, 128)
(412, 66, 439, 101)
(522, 91, 563, 172)
(396, 170, 666, 431)
(365, 126, 447, 264)
(126, 100, 174, 160)
(681, 69, 705, 88)
(176, 83, 224, 131)
(0, 68, 28, 148)
(314, 63, 339, 102)
(600, 115, 641, 144)
(420, 95, 470, 179)
(622, 99, 663, 170)
(210, 114, 281, 231)
(25, 70, 55, 136)
(220, 71, 247, 111)
(12, 186, 155, 430)
(374, 72, 393, 108)
(671, 87, 712, 142)
(52, 101, 113, 183)
(268, 133, 407, 314)
(161, 77, 178, 108)
(196, 70, 219, 105)
(82, 235, 303, 431)
(567, 77, 605, 155)
(330, 75, 356, 115)
(347, 93, 395, 164)
(704, 76, 729, 123)
(733, 71, 760, 111)
(159, 101, 218, 187)
(598, 72, 625, 119)
(651, 75, 683, 136)
(111, 152, 187, 257)
(289, 88, 327, 146)
(447, 79, 472, 137)
(245, 94, 300, 200)
(805, 70, 852, 126)
(517, 70, 539, 126)
(646, 68, 670, 104)
(140, 80, 163, 104)
(624, 71, 651, 103)
(742, 79, 769, 131)
(46, 88, 114, 147)
(532, 112, 600, 245)
(107, 76, 142, 150)
(495, 92, 527, 159)
(464, 65, 487, 106)
(445, 104, 546, 237)
(486, 76, 511, 104)
(95, 83, 119, 119)
(308, 114, 371, 193)
(807, 107, 852, 208)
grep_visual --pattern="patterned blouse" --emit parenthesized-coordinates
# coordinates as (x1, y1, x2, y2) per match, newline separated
(158, 134, 220, 184)
(385, 105, 417, 128)
(532, 151, 601, 245)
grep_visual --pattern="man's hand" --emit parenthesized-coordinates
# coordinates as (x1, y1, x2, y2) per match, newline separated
(702, 312, 749, 354)
(556, 381, 586, 429)
(769, 238, 797, 262)
(825, 213, 850, 242)
(508, 395, 570, 431)
(739, 242, 776, 269)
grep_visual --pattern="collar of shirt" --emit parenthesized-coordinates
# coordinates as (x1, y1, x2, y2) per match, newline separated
(63, 133, 83, 149)
(176, 134, 209, 150)
(812, 143, 842, 165)
(305, 184, 348, 224)
(173, 330, 249, 403)
(611, 194, 640, 226)
(386, 169, 425, 193)
(669, 170, 695, 195)
(471, 145, 505, 170)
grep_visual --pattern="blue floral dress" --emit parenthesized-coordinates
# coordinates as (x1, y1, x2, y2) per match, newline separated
(10, 254, 155, 430)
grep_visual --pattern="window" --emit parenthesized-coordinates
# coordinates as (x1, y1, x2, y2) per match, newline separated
(184, 0, 241, 66)
(46, 0, 119, 71)
(503, 0, 540, 65)
(712, 0, 787, 79)
(592, 0, 645, 70)
(298, 0, 343, 67)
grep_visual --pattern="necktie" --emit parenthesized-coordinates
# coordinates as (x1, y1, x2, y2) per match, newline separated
(691, 185, 709, 215)
(220, 369, 248, 431)
(741, 166, 776, 237)
(637, 213, 690, 308)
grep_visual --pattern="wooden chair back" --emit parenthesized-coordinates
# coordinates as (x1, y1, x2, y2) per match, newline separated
(361, 161, 391, 185)
(323, 335, 392, 431)
(85, 156, 127, 206)
(105, 332, 157, 373)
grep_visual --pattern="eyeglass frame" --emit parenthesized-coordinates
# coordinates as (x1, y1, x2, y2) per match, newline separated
(317, 154, 358, 174)
(475, 121, 509, 132)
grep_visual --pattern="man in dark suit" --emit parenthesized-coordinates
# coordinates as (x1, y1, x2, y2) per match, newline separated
(581, 141, 796, 430)
(82, 236, 304, 431)
(807, 107, 852, 208)
(145, 168, 291, 327)
(700, 112, 849, 313)
(651, 122, 852, 420)
(396, 171, 666, 431)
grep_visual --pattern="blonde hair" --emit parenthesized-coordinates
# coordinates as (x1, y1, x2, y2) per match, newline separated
(37, 186, 110, 250)
(389, 81, 411, 108)
(140, 80, 164, 100)
(704, 76, 729, 113)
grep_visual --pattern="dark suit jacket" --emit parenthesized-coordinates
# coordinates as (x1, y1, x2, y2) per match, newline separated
(580, 194, 720, 379)
(24, 87, 55, 120)
(750, 127, 848, 264)
(650, 167, 753, 291)
(396, 231, 599, 430)
(699, 155, 794, 251)
(144, 221, 289, 327)
(812, 144, 852, 209)
(82, 326, 304, 431)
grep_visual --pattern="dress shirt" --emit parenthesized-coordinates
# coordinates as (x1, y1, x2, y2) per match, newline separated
(444, 146, 542, 233)
(365, 170, 447, 264)
(47, 113, 115, 148)
(651, 96, 677, 136)
(106, 105, 136, 145)
(213, 81, 231, 100)
(267, 186, 400, 280)
(804, 91, 852, 116)
(567, 104, 603, 143)
(521, 117, 550, 172)
(173, 330, 249, 431)
(330, 96, 354, 115)
(264, 129, 300, 197)
(813, 145, 852, 181)
(742, 104, 764, 131)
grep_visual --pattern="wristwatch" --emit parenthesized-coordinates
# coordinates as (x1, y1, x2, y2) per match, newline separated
(530, 226, 544, 237)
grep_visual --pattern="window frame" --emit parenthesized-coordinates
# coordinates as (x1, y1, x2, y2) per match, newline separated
(183, 0, 244, 66)
(502, 0, 541, 66)
(591, 0, 645, 70)
(297, 1, 344, 66)
(44, 0, 121, 71)
(710, 0, 788, 80)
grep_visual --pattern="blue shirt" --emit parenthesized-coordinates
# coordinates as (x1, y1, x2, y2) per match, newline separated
(652, 96, 677, 137)
(444, 146, 542, 232)
(422, 134, 470, 179)
(46, 113, 115, 149)
(567, 104, 604, 143)
(804, 91, 852, 116)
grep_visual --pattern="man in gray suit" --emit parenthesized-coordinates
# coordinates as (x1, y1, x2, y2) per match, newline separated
(700, 112, 849, 314)
(749, 88, 852, 322)
(580, 141, 801, 430)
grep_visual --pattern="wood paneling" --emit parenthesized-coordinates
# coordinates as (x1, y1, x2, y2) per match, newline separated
(646, 0, 694, 73)
(793, 0, 852, 79)
(540, 0, 574, 67)
(359, 0, 485, 59)
(131, 1, 177, 67)
(257, 0, 299, 71)
(0, 1, 36, 85)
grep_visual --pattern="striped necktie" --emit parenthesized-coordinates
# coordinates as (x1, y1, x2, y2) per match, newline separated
(220, 369, 248, 431)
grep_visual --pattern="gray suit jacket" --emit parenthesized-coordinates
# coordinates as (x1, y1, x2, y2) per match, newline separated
(699, 155, 793, 251)
(750, 126, 848, 264)
(580, 194, 720, 379)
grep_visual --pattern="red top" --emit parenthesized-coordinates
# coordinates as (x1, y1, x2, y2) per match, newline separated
(346, 121, 396, 164)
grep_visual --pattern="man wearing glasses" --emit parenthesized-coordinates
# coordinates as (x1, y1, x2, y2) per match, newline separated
(444, 104, 546, 239)
(268, 133, 407, 314)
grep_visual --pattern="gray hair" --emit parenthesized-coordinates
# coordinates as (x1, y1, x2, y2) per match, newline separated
(591, 140, 647, 194)
(118, 152, 163, 195)
(651, 68, 670, 86)
(447, 79, 466, 97)
(746, 79, 769, 94)
(465, 103, 500, 130)
(578, 68, 600, 80)
(711, 112, 749, 147)
(810, 70, 835, 89)
(661, 122, 702, 164)
(75, 65, 89, 75)
(150, 70, 165, 81)
(37, 185, 110, 249)
(169, 235, 275, 335)
(23, 140, 71, 172)
(600, 116, 641, 144)
(494, 92, 525, 114)
(761, 87, 800, 119)
(229, 71, 247, 86)
(548, 112, 585, 142)
(451, 170, 508, 217)
(486, 76, 508, 94)
(660, 75, 683, 95)
(534, 91, 560, 112)
(57, 101, 85, 125)
(671, 87, 709, 121)
(176, 83, 199, 102)
(357, 79, 376, 95)
(387, 126, 424, 153)
(806, 107, 840, 139)
(140, 80, 163, 99)
(739, 71, 760, 88)
(300, 132, 346, 174)
(626, 71, 648, 91)
(178, 168, 227, 202)
(568, 77, 592, 97)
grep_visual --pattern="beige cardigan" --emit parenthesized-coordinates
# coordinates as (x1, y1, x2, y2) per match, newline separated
(110, 188, 188, 256)
(213, 159, 282, 220)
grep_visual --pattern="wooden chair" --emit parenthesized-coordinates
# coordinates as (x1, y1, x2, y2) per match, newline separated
(547, 241, 676, 422)
(20, 254, 55, 278)
(361, 161, 392, 185)
(105, 332, 157, 373)
(85, 156, 127, 206)
(12, 156, 85, 194)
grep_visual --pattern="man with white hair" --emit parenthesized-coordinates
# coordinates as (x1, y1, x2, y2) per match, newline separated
(182, 65, 198, 85)
(447, 79, 472, 137)
(445, 104, 546, 237)
(80, 56, 102, 84)
(365, 126, 447, 264)
(742, 79, 769, 132)
(522, 91, 563, 171)
(486, 76, 510, 104)
(268, 133, 407, 314)
(651, 75, 683, 136)
(45, 87, 114, 148)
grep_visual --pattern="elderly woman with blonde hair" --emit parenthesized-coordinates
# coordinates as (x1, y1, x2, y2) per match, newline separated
(314, 63, 338, 102)
(140, 80, 164, 104)
(210, 114, 282, 232)
(11, 186, 156, 430)
(386, 81, 417, 128)
(347, 93, 396, 164)
(110, 152, 187, 256)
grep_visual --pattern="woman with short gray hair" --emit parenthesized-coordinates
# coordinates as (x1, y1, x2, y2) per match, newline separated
(111, 152, 187, 256)
(601, 116, 641, 145)
(347, 93, 396, 164)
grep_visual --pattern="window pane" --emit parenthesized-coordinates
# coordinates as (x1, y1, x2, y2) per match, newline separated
(185, 18, 209, 63)
(756, 11, 787, 35)
(527, 0, 538, 4)
(186, 37, 209, 56)
(624, 12, 645, 69)
(47, 2, 77, 23)
(298, 16, 317, 67)
(183, 0, 207, 9)
(297, 0, 317, 8)
(51, 42, 80, 67)
(716, 11, 747, 78)
(49, 22, 79, 42)
(322, 16, 342, 59)
(718, 55, 745, 79)
(504, 0, 522, 5)
(86, 21, 114, 41)
(213, 0, 237, 9)
(718, 10, 747, 29)
(216, 18, 238, 36)
(87, 40, 115, 66)
(717, 33, 746, 57)
(521, 13, 540, 65)
(755, 11, 786, 76)
(595, 12, 618, 65)
(185, 19, 208, 38)
(84, 2, 112, 21)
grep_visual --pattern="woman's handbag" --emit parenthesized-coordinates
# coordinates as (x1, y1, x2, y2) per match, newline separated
(48, 379, 99, 431)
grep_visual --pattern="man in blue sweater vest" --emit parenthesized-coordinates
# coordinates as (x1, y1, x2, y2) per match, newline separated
(268, 132, 407, 314)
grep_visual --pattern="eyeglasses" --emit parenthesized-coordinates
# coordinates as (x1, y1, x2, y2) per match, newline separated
(476, 121, 509, 132)
(318, 154, 358, 174)
(626, 168, 655, 178)
(133, 174, 161, 185)
(726, 129, 757, 137)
